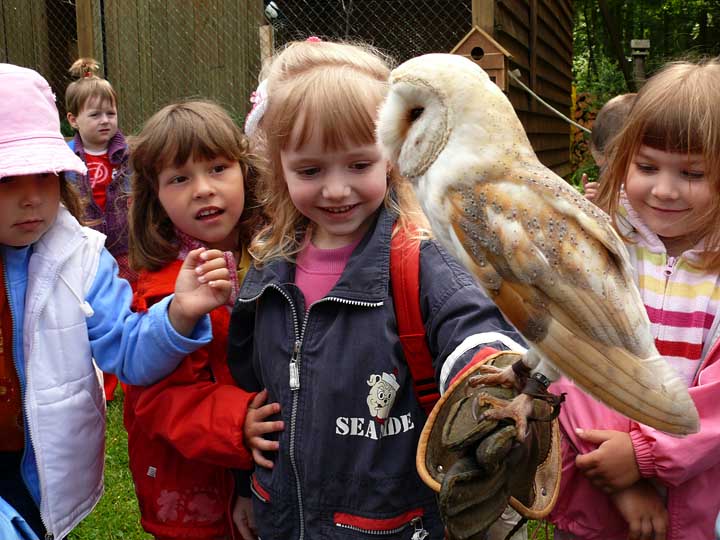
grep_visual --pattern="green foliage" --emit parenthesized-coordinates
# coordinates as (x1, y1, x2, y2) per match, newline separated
(570, 0, 720, 181)
(68, 394, 152, 540)
(573, 55, 628, 107)
(569, 160, 600, 191)
(60, 117, 75, 139)
(572, 0, 720, 98)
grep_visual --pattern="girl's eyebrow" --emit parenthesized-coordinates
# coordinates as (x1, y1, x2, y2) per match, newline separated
(634, 149, 656, 160)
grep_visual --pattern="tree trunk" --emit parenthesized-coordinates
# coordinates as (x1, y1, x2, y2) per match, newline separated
(584, 0, 596, 81)
(597, 0, 635, 91)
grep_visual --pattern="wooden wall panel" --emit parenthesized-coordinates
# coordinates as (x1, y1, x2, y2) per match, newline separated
(493, 0, 573, 176)
(0, 0, 49, 73)
(102, 0, 263, 132)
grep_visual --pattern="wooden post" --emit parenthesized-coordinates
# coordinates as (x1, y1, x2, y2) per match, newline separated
(631, 39, 650, 88)
(259, 24, 274, 67)
(76, 0, 95, 59)
(471, 0, 494, 33)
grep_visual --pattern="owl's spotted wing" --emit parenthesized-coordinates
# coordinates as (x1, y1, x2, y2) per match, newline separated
(445, 174, 699, 435)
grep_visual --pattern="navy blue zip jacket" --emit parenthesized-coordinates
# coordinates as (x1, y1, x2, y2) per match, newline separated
(228, 206, 525, 540)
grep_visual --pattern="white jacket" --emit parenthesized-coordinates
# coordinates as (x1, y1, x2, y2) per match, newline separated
(24, 208, 106, 539)
(7, 208, 212, 539)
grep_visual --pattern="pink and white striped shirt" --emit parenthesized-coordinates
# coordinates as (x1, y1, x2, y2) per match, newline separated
(618, 198, 720, 384)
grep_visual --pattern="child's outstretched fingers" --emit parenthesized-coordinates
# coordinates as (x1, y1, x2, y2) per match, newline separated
(244, 389, 284, 469)
(574, 429, 640, 492)
(169, 248, 232, 336)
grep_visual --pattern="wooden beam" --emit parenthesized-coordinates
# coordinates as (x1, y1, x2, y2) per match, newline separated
(76, 0, 95, 59)
(471, 0, 494, 34)
(529, 0, 538, 112)
(259, 24, 274, 66)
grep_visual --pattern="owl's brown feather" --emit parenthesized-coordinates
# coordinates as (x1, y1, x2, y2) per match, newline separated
(447, 174, 698, 434)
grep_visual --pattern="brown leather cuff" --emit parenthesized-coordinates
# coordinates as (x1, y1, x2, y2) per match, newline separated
(522, 373, 565, 422)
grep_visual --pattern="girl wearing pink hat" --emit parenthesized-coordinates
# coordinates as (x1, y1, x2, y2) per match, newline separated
(0, 64, 232, 540)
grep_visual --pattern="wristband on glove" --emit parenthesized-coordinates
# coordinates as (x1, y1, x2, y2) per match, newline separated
(522, 373, 565, 422)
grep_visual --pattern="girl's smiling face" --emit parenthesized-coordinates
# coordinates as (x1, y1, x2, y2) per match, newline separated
(625, 145, 711, 255)
(0, 173, 60, 247)
(281, 124, 388, 250)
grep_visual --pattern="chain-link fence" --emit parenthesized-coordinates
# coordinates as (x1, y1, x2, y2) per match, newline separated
(266, 0, 473, 66)
(0, 0, 82, 125)
(2, 0, 264, 133)
(3, 1, 488, 133)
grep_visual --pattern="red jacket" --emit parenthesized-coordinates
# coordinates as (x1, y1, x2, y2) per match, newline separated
(124, 260, 255, 539)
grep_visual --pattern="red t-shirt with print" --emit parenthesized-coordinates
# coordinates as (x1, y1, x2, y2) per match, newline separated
(85, 151, 113, 211)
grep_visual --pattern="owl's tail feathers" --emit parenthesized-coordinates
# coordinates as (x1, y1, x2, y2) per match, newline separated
(539, 320, 700, 436)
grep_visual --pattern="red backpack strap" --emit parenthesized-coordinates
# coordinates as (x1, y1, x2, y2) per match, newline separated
(390, 224, 440, 415)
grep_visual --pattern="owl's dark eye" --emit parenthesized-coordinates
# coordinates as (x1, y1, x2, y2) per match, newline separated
(409, 107, 424, 121)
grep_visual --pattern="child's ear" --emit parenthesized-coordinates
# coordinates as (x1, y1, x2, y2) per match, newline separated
(66, 112, 78, 130)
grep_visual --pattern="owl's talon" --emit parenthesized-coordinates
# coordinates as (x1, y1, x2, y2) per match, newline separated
(475, 393, 534, 441)
(469, 364, 517, 389)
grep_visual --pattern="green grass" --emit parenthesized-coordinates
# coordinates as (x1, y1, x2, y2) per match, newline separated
(69, 391, 151, 540)
(529, 520, 555, 539)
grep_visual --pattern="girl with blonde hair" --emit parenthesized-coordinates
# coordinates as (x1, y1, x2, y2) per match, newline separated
(228, 38, 526, 540)
(551, 57, 720, 540)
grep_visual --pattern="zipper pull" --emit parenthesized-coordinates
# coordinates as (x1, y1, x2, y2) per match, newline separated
(664, 256, 676, 277)
(411, 517, 429, 540)
(289, 340, 301, 390)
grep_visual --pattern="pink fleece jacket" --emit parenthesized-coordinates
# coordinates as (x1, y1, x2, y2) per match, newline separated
(549, 337, 720, 540)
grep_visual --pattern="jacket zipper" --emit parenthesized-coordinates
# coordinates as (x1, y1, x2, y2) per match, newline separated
(237, 286, 383, 540)
(656, 256, 678, 343)
(238, 284, 307, 539)
(336, 516, 428, 538)
(2, 252, 53, 538)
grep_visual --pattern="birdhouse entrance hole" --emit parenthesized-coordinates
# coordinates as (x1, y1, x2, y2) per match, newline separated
(470, 47, 485, 61)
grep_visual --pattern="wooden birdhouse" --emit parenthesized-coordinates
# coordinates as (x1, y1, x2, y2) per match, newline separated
(450, 26, 512, 92)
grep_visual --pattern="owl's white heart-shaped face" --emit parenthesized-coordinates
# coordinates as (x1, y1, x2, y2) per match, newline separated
(376, 78, 450, 180)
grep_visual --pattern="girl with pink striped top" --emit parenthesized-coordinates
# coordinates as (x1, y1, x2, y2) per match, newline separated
(549, 57, 720, 540)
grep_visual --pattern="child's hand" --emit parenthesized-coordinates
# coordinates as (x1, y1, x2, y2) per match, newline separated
(575, 429, 640, 492)
(610, 481, 667, 540)
(169, 248, 231, 336)
(244, 389, 284, 469)
(582, 173, 599, 202)
(232, 496, 257, 540)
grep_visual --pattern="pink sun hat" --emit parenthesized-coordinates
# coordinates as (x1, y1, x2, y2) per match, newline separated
(0, 63, 87, 179)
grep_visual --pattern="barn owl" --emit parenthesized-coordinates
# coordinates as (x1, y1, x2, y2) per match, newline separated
(377, 53, 699, 437)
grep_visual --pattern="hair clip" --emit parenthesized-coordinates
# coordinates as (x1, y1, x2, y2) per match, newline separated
(306, 36, 322, 43)
(244, 78, 268, 138)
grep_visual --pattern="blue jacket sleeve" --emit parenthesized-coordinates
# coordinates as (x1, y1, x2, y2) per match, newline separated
(0, 497, 38, 540)
(86, 249, 212, 385)
(419, 241, 526, 393)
